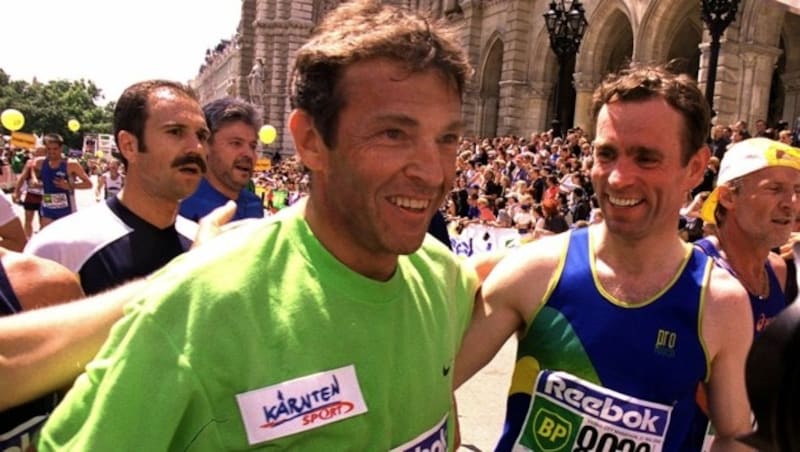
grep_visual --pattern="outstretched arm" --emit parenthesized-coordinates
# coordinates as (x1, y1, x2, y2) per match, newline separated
(0, 251, 89, 409)
(454, 234, 567, 388)
(0, 203, 237, 410)
(67, 160, 93, 189)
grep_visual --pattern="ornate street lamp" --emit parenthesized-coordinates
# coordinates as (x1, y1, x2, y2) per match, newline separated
(544, 0, 588, 132)
(700, 0, 740, 117)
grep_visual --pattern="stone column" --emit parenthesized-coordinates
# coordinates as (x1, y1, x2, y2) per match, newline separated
(458, 0, 483, 136)
(781, 71, 800, 125)
(527, 81, 554, 134)
(573, 72, 600, 135)
(698, 38, 739, 125)
(496, 0, 533, 137)
(737, 43, 782, 127)
(703, 36, 781, 127)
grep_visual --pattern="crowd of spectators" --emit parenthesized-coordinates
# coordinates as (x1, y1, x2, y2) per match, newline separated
(252, 153, 308, 212)
(446, 116, 800, 242)
(2, 115, 798, 228)
(444, 129, 599, 239)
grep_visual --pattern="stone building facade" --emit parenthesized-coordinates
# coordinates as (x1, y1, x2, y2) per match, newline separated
(192, 0, 800, 153)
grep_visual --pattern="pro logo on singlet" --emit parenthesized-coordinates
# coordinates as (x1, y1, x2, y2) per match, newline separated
(514, 371, 673, 452)
(236, 365, 368, 445)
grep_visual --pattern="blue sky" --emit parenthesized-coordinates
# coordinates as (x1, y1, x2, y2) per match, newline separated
(2, 1, 242, 104)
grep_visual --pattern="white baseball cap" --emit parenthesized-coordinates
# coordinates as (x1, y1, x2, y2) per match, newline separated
(701, 138, 800, 224)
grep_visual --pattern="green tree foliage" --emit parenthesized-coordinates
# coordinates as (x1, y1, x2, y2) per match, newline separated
(0, 68, 114, 149)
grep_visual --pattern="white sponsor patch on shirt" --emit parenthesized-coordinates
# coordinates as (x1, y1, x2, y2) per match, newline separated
(391, 413, 448, 452)
(236, 365, 368, 445)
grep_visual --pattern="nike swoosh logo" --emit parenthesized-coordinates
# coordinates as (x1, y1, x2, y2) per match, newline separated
(442, 366, 451, 376)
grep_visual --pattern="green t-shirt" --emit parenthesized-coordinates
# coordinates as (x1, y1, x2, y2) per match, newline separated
(38, 204, 477, 451)
(10, 152, 28, 174)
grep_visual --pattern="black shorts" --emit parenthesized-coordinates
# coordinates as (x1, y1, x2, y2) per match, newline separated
(22, 192, 42, 211)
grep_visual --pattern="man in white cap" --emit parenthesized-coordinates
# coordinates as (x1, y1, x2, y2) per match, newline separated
(690, 137, 800, 448)
(697, 137, 800, 334)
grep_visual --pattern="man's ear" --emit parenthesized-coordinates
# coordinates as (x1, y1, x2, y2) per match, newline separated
(718, 185, 736, 210)
(687, 145, 710, 189)
(288, 109, 327, 172)
(117, 130, 139, 165)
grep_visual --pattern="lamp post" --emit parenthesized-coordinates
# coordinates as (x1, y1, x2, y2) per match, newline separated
(543, 0, 588, 132)
(700, 0, 740, 117)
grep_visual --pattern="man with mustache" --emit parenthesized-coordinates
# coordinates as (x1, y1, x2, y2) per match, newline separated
(25, 80, 209, 295)
(180, 97, 264, 221)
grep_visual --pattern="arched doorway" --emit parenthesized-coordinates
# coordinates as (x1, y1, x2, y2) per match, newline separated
(480, 38, 503, 137)
(603, 9, 634, 76)
(768, 36, 786, 127)
(667, 17, 702, 78)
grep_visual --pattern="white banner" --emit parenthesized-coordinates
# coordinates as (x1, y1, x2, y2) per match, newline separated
(450, 224, 522, 257)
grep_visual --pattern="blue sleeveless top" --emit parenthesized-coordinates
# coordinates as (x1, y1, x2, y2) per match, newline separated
(40, 159, 72, 219)
(695, 238, 785, 336)
(497, 228, 711, 452)
(0, 260, 58, 450)
(683, 238, 788, 448)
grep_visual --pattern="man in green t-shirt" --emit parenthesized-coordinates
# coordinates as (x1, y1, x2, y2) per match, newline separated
(37, 1, 477, 450)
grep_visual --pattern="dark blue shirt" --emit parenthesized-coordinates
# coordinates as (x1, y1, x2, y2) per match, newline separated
(179, 178, 265, 222)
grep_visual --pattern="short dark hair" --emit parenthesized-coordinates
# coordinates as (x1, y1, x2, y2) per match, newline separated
(203, 97, 260, 138)
(290, 0, 472, 149)
(113, 80, 199, 166)
(591, 62, 710, 165)
(43, 133, 64, 145)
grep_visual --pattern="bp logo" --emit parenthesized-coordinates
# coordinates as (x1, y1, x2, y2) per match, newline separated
(533, 408, 572, 451)
(519, 398, 581, 452)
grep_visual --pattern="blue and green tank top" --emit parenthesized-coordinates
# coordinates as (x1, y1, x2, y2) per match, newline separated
(498, 227, 711, 452)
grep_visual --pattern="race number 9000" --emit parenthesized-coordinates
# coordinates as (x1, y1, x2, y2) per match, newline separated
(573, 425, 652, 452)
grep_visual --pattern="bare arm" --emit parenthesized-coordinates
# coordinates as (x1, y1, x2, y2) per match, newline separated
(679, 192, 709, 218)
(466, 249, 510, 283)
(95, 174, 105, 200)
(454, 234, 567, 388)
(67, 160, 93, 189)
(0, 251, 87, 409)
(0, 279, 145, 410)
(704, 267, 757, 451)
(0, 202, 236, 410)
(0, 218, 27, 252)
(12, 160, 34, 201)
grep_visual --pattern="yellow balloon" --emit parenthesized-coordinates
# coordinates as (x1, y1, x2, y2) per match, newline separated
(259, 125, 277, 145)
(1, 109, 25, 131)
(68, 119, 81, 132)
(96, 150, 104, 159)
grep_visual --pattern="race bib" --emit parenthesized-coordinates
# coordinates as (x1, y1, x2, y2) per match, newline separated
(514, 370, 673, 452)
(1, 414, 48, 451)
(42, 193, 69, 209)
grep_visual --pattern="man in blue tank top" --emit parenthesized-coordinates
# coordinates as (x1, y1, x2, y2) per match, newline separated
(30, 134, 92, 228)
(455, 63, 755, 451)
(697, 137, 799, 333)
(690, 138, 800, 448)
